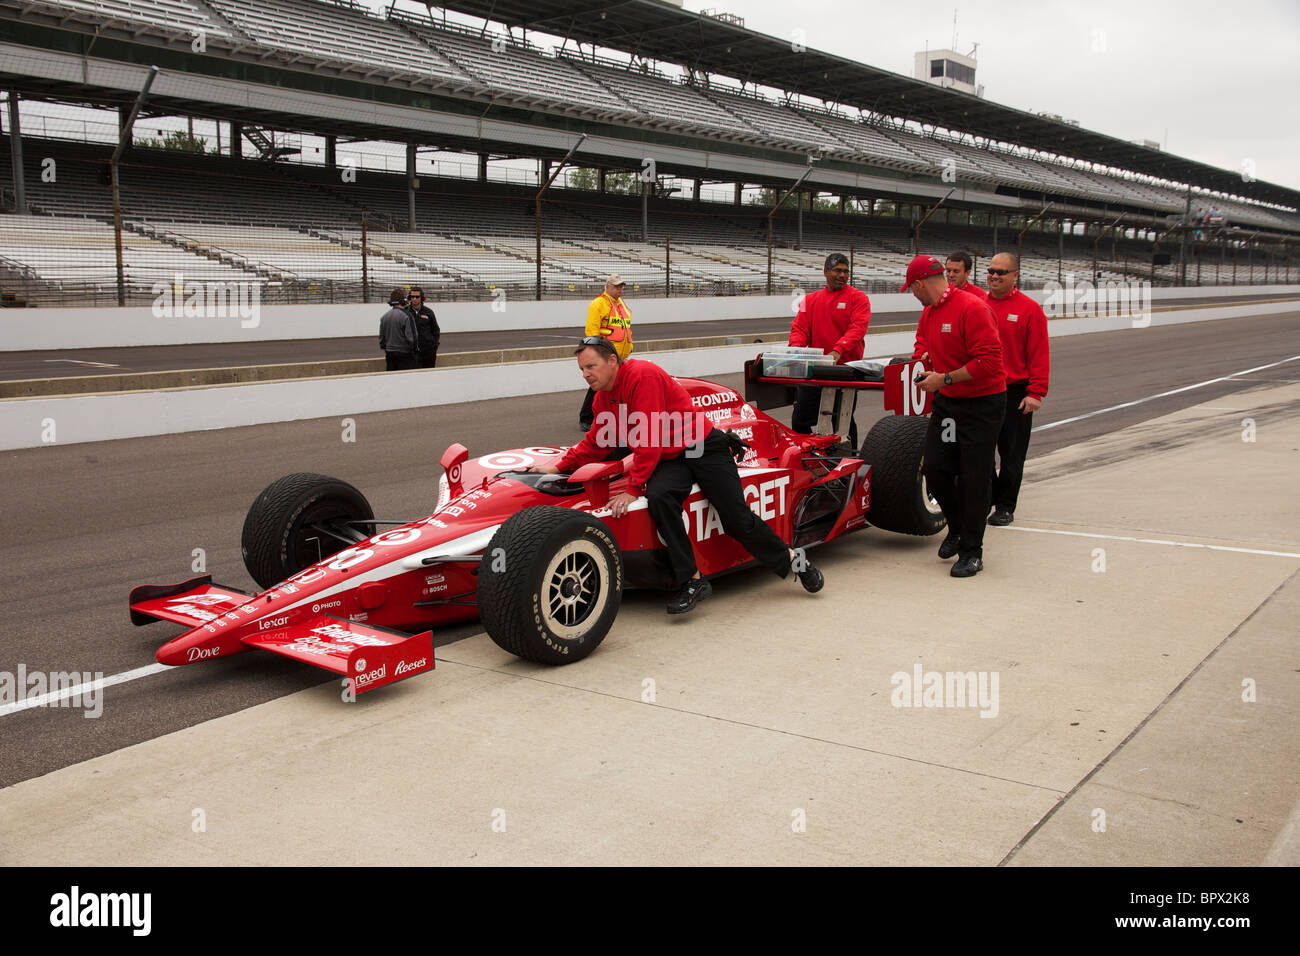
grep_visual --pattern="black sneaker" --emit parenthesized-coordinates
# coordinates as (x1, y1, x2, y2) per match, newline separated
(795, 562, 824, 593)
(950, 555, 984, 578)
(988, 509, 1014, 527)
(938, 532, 961, 559)
(667, 577, 712, 614)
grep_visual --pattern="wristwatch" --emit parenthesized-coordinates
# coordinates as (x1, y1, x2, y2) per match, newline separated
(943, 372, 953, 386)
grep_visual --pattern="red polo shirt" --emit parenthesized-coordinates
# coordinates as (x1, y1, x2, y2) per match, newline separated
(911, 284, 1005, 398)
(987, 288, 1050, 399)
(557, 358, 710, 496)
(789, 285, 871, 362)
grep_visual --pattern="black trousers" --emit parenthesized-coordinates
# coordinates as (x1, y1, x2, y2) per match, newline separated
(923, 391, 1006, 557)
(579, 388, 596, 424)
(792, 386, 858, 448)
(992, 382, 1034, 513)
(646, 429, 792, 587)
(385, 351, 418, 371)
(417, 350, 438, 369)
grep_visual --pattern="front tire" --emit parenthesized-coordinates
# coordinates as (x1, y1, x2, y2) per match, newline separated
(241, 473, 375, 590)
(478, 506, 623, 665)
(859, 415, 946, 536)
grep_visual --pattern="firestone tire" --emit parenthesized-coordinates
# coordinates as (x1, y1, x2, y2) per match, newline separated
(859, 415, 946, 536)
(478, 506, 623, 666)
(241, 473, 374, 590)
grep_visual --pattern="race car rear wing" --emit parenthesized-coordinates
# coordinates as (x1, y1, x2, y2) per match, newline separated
(744, 356, 933, 421)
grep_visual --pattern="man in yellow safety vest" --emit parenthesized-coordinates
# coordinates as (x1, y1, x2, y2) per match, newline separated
(579, 274, 633, 428)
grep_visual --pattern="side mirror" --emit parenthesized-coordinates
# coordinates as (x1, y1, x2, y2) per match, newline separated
(440, 443, 469, 499)
(570, 459, 625, 509)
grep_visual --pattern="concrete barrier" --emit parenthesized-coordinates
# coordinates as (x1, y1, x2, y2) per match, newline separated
(3, 284, 1297, 351)
(1, 298, 1295, 450)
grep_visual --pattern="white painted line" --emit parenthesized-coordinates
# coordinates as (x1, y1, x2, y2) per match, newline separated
(43, 359, 122, 368)
(0, 663, 169, 719)
(1001, 525, 1300, 559)
(1033, 354, 1300, 432)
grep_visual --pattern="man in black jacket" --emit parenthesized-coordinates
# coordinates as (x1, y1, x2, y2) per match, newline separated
(407, 286, 440, 368)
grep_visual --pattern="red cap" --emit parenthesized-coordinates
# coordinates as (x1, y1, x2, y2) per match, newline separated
(899, 254, 946, 292)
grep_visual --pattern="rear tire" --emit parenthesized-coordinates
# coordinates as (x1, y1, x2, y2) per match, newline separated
(859, 415, 946, 536)
(241, 473, 374, 590)
(478, 506, 623, 665)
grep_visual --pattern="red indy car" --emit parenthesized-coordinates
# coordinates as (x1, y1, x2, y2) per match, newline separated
(130, 359, 941, 694)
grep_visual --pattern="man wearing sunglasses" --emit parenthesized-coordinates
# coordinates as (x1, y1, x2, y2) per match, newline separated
(531, 336, 824, 614)
(984, 253, 1050, 527)
(579, 275, 634, 429)
(406, 286, 440, 369)
(903, 254, 1005, 578)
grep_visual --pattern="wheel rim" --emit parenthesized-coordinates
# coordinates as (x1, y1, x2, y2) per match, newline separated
(919, 467, 943, 517)
(541, 539, 608, 640)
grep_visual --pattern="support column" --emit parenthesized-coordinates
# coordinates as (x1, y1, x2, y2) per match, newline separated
(230, 121, 242, 158)
(734, 182, 743, 205)
(6, 91, 27, 214)
(406, 143, 417, 232)
(693, 177, 702, 201)
(796, 189, 803, 248)
(478, 152, 488, 181)
(324, 135, 336, 170)
(599, 168, 607, 193)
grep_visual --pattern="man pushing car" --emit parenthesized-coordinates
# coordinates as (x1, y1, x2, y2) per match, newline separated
(529, 336, 825, 614)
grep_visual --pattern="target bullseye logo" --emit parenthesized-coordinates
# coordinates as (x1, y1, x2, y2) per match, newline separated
(448, 463, 461, 483)
(478, 452, 534, 470)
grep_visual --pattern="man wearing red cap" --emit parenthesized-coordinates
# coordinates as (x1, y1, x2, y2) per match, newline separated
(984, 252, 1050, 526)
(788, 252, 871, 444)
(903, 254, 1005, 578)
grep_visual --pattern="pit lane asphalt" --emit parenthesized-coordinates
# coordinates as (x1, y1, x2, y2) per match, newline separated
(0, 308, 1296, 788)
(3, 292, 1295, 381)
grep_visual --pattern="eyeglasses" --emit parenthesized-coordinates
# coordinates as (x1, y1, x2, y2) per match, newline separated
(409, 293, 422, 298)
(986, 268, 1014, 276)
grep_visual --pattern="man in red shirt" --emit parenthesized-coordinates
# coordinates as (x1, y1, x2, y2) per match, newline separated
(788, 253, 871, 444)
(984, 253, 1050, 526)
(946, 251, 988, 301)
(531, 337, 824, 613)
(905, 255, 1006, 578)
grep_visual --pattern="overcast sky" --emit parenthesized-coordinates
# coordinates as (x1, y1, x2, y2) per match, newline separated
(677, 0, 1300, 192)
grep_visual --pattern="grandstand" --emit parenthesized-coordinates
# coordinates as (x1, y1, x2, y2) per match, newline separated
(1, 0, 1296, 307)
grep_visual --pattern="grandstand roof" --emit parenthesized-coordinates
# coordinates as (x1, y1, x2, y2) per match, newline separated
(429, 0, 1300, 209)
